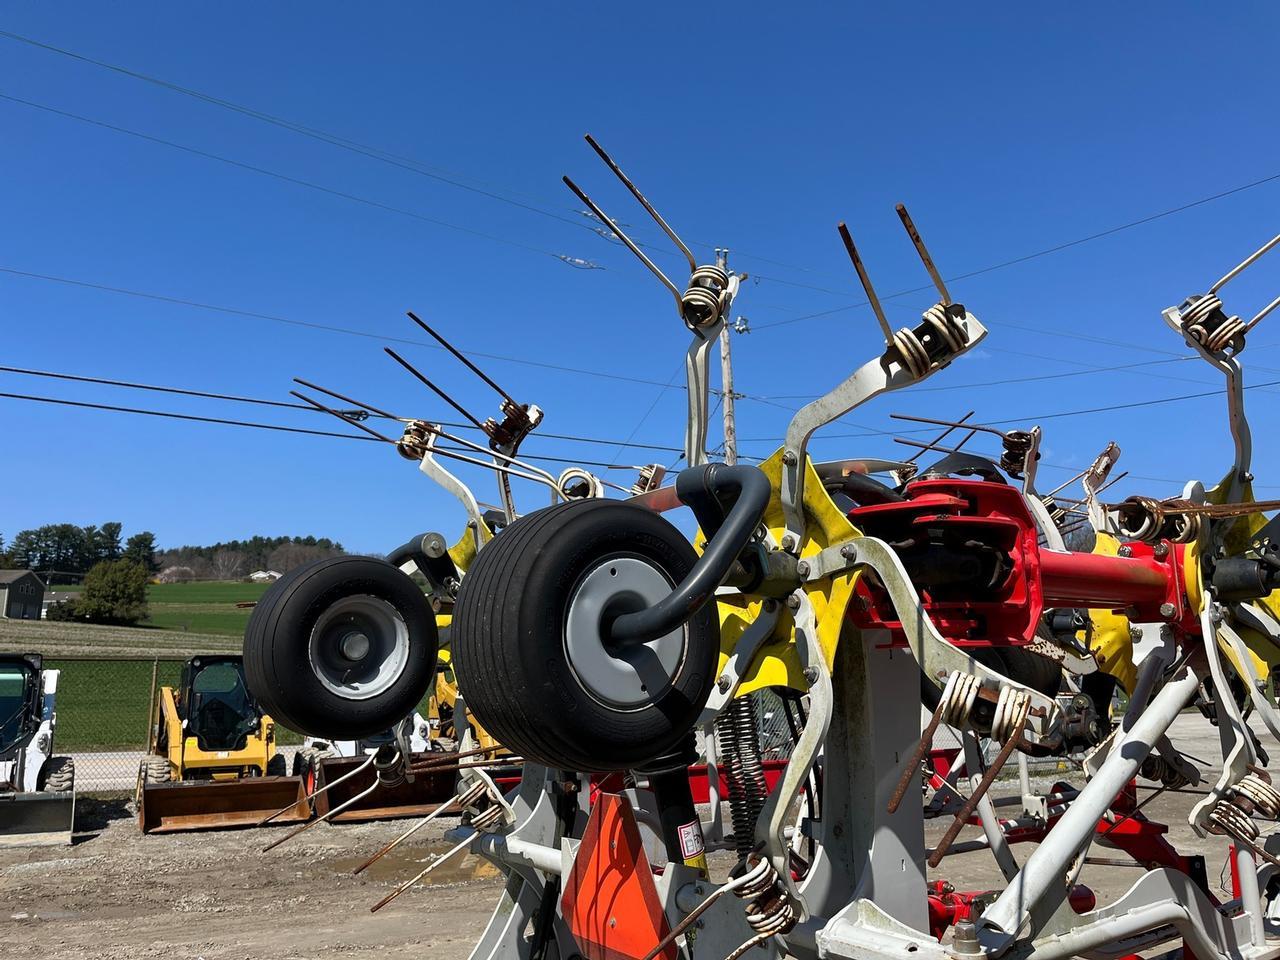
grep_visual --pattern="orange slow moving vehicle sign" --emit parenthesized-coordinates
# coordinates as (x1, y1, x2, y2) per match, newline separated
(561, 793, 676, 960)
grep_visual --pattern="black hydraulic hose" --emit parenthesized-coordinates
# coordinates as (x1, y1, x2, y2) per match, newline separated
(610, 464, 772, 646)
(386, 532, 436, 571)
(826, 472, 905, 506)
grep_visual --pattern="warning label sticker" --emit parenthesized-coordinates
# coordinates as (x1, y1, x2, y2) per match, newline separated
(678, 820, 705, 861)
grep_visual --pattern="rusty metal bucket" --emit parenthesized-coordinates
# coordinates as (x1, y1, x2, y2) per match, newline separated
(138, 776, 309, 834)
(312, 755, 461, 823)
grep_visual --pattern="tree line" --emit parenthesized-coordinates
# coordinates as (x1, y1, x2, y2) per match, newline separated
(0, 524, 345, 584)
(0, 522, 157, 583)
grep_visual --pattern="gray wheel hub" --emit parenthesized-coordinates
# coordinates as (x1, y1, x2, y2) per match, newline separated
(309, 595, 409, 700)
(564, 557, 686, 708)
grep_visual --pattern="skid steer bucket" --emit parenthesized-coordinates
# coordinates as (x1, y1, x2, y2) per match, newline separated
(138, 776, 309, 834)
(312, 755, 464, 823)
(0, 790, 76, 848)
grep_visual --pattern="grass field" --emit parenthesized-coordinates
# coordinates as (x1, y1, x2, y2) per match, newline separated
(1, 580, 297, 750)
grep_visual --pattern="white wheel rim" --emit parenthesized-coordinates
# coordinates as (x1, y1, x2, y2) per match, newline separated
(308, 594, 410, 701)
(564, 556, 686, 709)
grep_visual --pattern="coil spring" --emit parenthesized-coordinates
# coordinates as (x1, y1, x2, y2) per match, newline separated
(1000, 430, 1037, 479)
(1116, 496, 1204, 544)
(893, 303, 968, 378)
(716, 696, 769, 857)
(1139, 754, 1191, 790)
(557, 467, 603, 500)
(1231, 772, 1280, 819)
(1183, 294, 1246, 353)
(374, 748, 407, 788)
(991, 686, 1032, 744)
(726, 854, 798, 960)
(398, 420, 431, 461)
(1207, 796, 1260, 844)
(939, 672, 983, 729)
(681, 264, 731, 329)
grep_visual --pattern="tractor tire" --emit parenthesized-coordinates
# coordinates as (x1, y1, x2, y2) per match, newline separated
(39, 756, 75, 793)
(452, 499, 719, 772)
(244, 556, 438, 741)
(140, 756, 171, 785)
(266, 753, 287, 777)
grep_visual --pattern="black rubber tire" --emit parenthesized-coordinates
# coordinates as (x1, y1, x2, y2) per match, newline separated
(973, 645, 1063, 698)
(40, 756, 75, 793)
(243, 556, 438, 741)
(140, 755, 170, 785)
(266, 753, 287, 777)
(452, 499, 719, 772)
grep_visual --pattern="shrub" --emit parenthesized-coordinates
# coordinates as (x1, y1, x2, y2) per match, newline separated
(44, 599, 79, 622)
(76, 560, 150, 625)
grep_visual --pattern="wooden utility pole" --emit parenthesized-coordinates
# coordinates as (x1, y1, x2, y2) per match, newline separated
(719, 324, 737, 465)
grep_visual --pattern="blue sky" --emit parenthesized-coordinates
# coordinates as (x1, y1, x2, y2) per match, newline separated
(3, 4, 1279, 554)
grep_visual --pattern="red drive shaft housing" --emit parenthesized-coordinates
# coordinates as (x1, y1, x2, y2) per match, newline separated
(844, 478, 1187, 648)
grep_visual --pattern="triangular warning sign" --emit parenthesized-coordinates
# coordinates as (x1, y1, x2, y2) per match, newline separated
(561, 792, 675, 960)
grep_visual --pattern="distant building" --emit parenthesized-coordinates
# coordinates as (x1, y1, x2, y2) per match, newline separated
(41, 590, 78, 619)
(248, 570, 283, 583)
(0, 570, 46, 620)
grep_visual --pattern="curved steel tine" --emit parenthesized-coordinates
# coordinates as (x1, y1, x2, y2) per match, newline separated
(263, 776, 383, 853)
(563, 175, 684, 313)
(583, 134, 697, 273)
(1209, 234, 1280, 294)
(903, 409, 975, 464)
(292, 378, 405, 422)
(837, 222, 894, 346)
(405, 312, 518, 407)
(352, 780, 488, 875)
(1245, 293, 1280, 334)
(290, 391, 397, 444)
(429, 441, 562, 493)
(369, 806, 502, 913)
(257, 750, 378, 827)
(895, 204, 952, 305)
(890, 412, 1006, 438)
(383, 348, 486, 431)
(429, 425, 560, 490)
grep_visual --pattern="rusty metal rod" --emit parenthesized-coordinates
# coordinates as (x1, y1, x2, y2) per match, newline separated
(928, 731, 1026, 868)
(889, 696, 951, 814)
(837, 221, 893, 345)
(405, 312, 519, 408)
(352, 781, 489, 875)
(383, 347, 486, 430)
(257, 752, 377, 827)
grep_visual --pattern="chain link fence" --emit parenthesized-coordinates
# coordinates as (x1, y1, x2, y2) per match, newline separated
(45, 657, 302, 797)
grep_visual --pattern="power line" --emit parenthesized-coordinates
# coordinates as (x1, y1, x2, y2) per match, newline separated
(752, 169, 1280, 331)
(0, 365, 686, 453)
(0, 267, 698, 390)
(0, 91, 587, 263)
(0, 28, 834, 281)
(0, 390, 662, 470)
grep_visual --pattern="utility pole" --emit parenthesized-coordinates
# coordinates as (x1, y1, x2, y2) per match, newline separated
(716, 247, 738, 465)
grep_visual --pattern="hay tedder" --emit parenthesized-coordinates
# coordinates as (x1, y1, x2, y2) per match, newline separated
(0, 653, 75, 847)
(137, 655, 308, 834)
(242, 137, 1280, 960)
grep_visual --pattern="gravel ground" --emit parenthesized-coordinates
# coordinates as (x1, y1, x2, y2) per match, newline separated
(0, 712, 1259, 959)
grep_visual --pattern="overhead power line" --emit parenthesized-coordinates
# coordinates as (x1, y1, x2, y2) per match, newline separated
(0, 390, 668, 470)
(752, 169, 1280, 331)
(0, 365, 686, 453)
(0, 91, 591, 263)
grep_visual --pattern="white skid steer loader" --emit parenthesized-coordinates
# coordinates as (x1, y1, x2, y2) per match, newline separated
(0, 654, 75, 847)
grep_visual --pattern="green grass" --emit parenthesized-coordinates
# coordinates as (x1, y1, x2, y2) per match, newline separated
(141, 581, 271, 636)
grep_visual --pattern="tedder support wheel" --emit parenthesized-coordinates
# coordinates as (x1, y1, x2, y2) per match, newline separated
(452, 499, 719, 772)
(243, 556, 438, 741)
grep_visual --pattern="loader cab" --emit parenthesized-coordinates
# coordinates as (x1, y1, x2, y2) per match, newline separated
(176, 656, 263, 753)
(0, 654, 42, 762)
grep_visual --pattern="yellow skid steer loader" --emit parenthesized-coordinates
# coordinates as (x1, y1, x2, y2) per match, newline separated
(137, 655, 308, 834)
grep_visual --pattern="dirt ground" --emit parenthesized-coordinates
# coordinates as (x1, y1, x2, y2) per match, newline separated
(0, 716, 1254, 960)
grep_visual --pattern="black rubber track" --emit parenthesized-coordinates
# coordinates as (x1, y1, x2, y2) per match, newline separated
(243, 555, 437, 740)
(451, 499, 719, 772)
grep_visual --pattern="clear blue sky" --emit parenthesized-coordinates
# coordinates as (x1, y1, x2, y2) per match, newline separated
(3, 4, 1279, 554)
